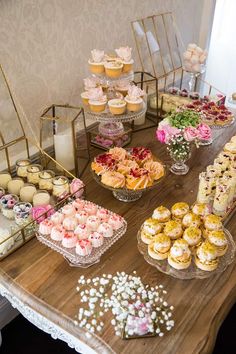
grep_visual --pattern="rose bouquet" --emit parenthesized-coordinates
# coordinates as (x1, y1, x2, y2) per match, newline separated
(156, 109, 212, 175)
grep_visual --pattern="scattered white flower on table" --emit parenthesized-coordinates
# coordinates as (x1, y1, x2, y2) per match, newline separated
(75, 271, 175, 338)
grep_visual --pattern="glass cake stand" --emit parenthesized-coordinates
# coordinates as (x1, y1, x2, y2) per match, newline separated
(137, 227, 236, 280)
(93, 71, 134, 85)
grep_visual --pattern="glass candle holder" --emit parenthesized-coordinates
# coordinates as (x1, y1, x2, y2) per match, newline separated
(16, 159, 31, 178)
(7, 177, 24, 195)
(27, 164, 43, 185)
(33, 190, 51, 206)
(52, 176, 69, 198)
(39, 170, 55, 191)
(19, 183, 37, 203)
(13, 202, 32, 226)
(0, 172, 12, 189)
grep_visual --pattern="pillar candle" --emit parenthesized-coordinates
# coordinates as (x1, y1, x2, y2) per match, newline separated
(54, 131, 75, 171)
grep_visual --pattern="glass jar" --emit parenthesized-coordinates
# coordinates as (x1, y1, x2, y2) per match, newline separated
(52, 176, 69, 197)
(39, 170, 55, 191)
(27, 164, 43, 185)
(0, 172, 12, 189)
(1, 194, 19, 219)
(7, 177, 24, 195)
(19, 183, 37, 203)
(33, 190, 51, 206)
(13, 202, 32, 226)
(16, 159, 31, 178)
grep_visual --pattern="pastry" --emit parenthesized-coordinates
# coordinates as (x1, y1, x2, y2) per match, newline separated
(50, 212, 64, 225)
(192, 203, 211, 217)
(63, 217, 78, 231)
(197, 172, 216, 204)
(62, 231, 77, 248)
(76, 239, 93, 256)
(0, 228, 14, 255)
(108, 99, 126, 115)
(83, 76, 101, 91)
(101, 171, 126, 188)
(61, 204, 76, 217)
(171, 202, 189, 219)
(203, 214, 222, 231)
(74, 224, 89, 240)
(168, 239, 191, 270)
(84, 203, 98, 216)
(91, 153, 116, 175)
(81, 91, 90, 105)
(108, 214, 123, 230)
(89, 98, 107, 113)
(125, 85, 144, 112)
(195, 241, 219, 271)
(86, 216, 100, 231)
(96, 208, 110, 222)
(97, 222, 114, 238)
(38, 219, 54, 235)
(143, 160, 164, 180)
(117, 159, 139, 175)
(182, 212, 201, 228)
(126, 168, 153, 190)
(207, 230, 228, 256)
(164, 220, 183, 240)
(75, 211, 89, 224)
(88, 231, 104, 247)
(148, 233, 171, 260)
(108, 147, 127, 161)
(114, 80, 131, 96)
(115, 47, 133, 73)
(140, 229, 157, 245)
(1, 194, 19, 220)
(50, 225, 65, 241)
(224, 142, 236, 154)
(142, 218, 163, 235)
(88, 49, 104, 74)
(152, 206, 171, 222)
(213, 179, 231, 216)
(183, 226, 202, 246)
(104, 61, 123, 78)
(72, 199, 86, 212)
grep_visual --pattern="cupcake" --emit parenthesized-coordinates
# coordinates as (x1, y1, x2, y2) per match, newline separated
(152, 206, 171, 222)
(88, 49, 105, 74)
(115, 46, 133, 73)
(148, 233, 171, 260)
(74, 224, 89, 240)
(63, 217, 78, 231)
(101, 171, 126, 188)
(88, 231, 104, 247)
(86, 216, 100, 231)
(76, 239, 93, 256)
(171, 202, 189, 219)
(108, 215, 123, 230)
(182, 212, 201, 228)
(143, 161, 165, 180)
(39, 219, 54, 235)
(140, 229, 156, 245)
(183, 226, 202, 247)
(117, 159, 139, 175)
(192, 203, 211, 217)
(1, 194, 19, 220)
(208, 230, 228, 256)
(84, 203, 98, 216)
(224, 142, 236, 154)
(104, 61, 123, 78)
(108, 147, 127, 161)
(125, 85, 144, 112)
(81, 91, 90, 105)
(83, 76, 101, 91)
(142, 218, 163, 235)
(195, 241, 219, 271)
(97, 222, 113, 238)
(114, 79, 131, 96)
(50, 225, 65, 241)
(62, 231, 77, 248)
(91, 153, 116, 175)
(96, 208, 110, 222)
(168, 239, 192, 270)
(164, 220, 183, 240)
(203, 214, 222, 231)
(129, 147, 153, 165)
(108, 99, 126, 115)
(126, 168, 153, 190)
(75, 211, 89, 224)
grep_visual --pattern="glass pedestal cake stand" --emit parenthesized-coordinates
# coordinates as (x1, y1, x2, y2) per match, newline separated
(137, 227, 236, 280)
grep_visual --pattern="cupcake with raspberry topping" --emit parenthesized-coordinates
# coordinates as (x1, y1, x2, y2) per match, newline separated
(129, 147, 153, 165)
(91, 153, 116, 175)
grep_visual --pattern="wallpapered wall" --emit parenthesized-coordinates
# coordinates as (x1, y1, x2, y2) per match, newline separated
(0, 0, 211, 140)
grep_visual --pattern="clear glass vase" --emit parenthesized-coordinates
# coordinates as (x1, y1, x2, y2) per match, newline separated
(168, 143, 191, 175)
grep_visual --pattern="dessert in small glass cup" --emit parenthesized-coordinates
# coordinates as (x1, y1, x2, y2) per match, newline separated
(39, 170, 55, 191)
(13, 202, 32, 226)
(16, 158, 31, 178)
(52, 176, 69, 198)
(104, 61, 123, 78)
(33, 190, 51, 206)
(108, 99, 126, 115)
(19, 183, 37, 203)
(88, 49, 105, 74)
(7, 177, 24, 195)
(1, 194, 19, 219)
(27, 164, 43, 185)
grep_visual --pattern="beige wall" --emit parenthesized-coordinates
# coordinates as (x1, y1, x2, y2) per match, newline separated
(0, 0, 214, 139)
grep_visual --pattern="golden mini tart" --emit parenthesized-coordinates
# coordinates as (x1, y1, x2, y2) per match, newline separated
(168, 239, 191, 270)
(148, 233, 171, 260)
(104, 61, 123, 78)
(183, 226, 202, 247)
(141, 229, 156, 245)
(89, 99, 107, 113)
(171, 202, 189, 219)
(203, 214, 222, 231)
(182, 212, 201, 228)
(142, 218, 163, 235)
(88, 60, 104, 74)
(164, 220, 183, 240)
(192, 203, 211, 217)
(108, 99, 126, 115)
(208, 230, 228, 256)
(152, 206, 171, 223)
(195, 241, 219, 271)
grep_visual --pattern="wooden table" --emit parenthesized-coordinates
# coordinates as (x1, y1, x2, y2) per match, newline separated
(1, 124, 236, 354)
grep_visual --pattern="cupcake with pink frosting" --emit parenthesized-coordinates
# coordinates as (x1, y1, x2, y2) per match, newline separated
(88, 231, 104, 247)
(50, 225, 65, 241)
(39, 219, 54, 235)
(63, 217, 78, 231)
(125, 85, 144, 112)
(62, 231, 77, 248)
(75, 224, 89, 240)
(97, 222, 114, 238)
(76, 239, 93, 256)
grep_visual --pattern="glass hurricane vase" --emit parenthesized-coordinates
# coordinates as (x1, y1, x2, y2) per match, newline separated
(168, 141, 191, 175)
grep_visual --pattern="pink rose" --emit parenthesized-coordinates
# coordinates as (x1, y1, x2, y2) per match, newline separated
(183, 127, 199, 142)
(70, 178, 85, 198)
(164, 125, 181, 136)
(156, 129, 168, 144)
(197, 123, 212, 140)
(31, 205, 55, 224)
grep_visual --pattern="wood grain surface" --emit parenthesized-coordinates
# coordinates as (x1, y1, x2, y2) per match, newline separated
(1, 122, 236, 354)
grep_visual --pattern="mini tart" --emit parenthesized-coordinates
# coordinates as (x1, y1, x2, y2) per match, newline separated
(101, 171, 125, 188)
(171, 202, 189, 219)
(164, 220, 183, 240)
(117, 159, 139, 175)
(152, 206, 171, 222)
(81, 92, 89, 105)
(208, 230, 228, 256)
(183, 226, 202, 246)
(168, 239, 191, 270)
(203, 214, 222, 231)
(224, 142, 236, 154)
(108, 99, 126, 115)
(88, 60, 104, 74)
(192, 203, 211, 217)
(148, 233, 171, 260)
(125, 96, 143, 112)
(142, 218, 163, 236)
(126, 168, 153, 190)
(122, 59, 134, 73)
(182, 212, 201, 228)
(143, 160, 164, 180)
(89, 99, 107, 113)
(141, 229, 156, 245)
(104, 62, 123, 78)
(195, 241, 219, 271)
